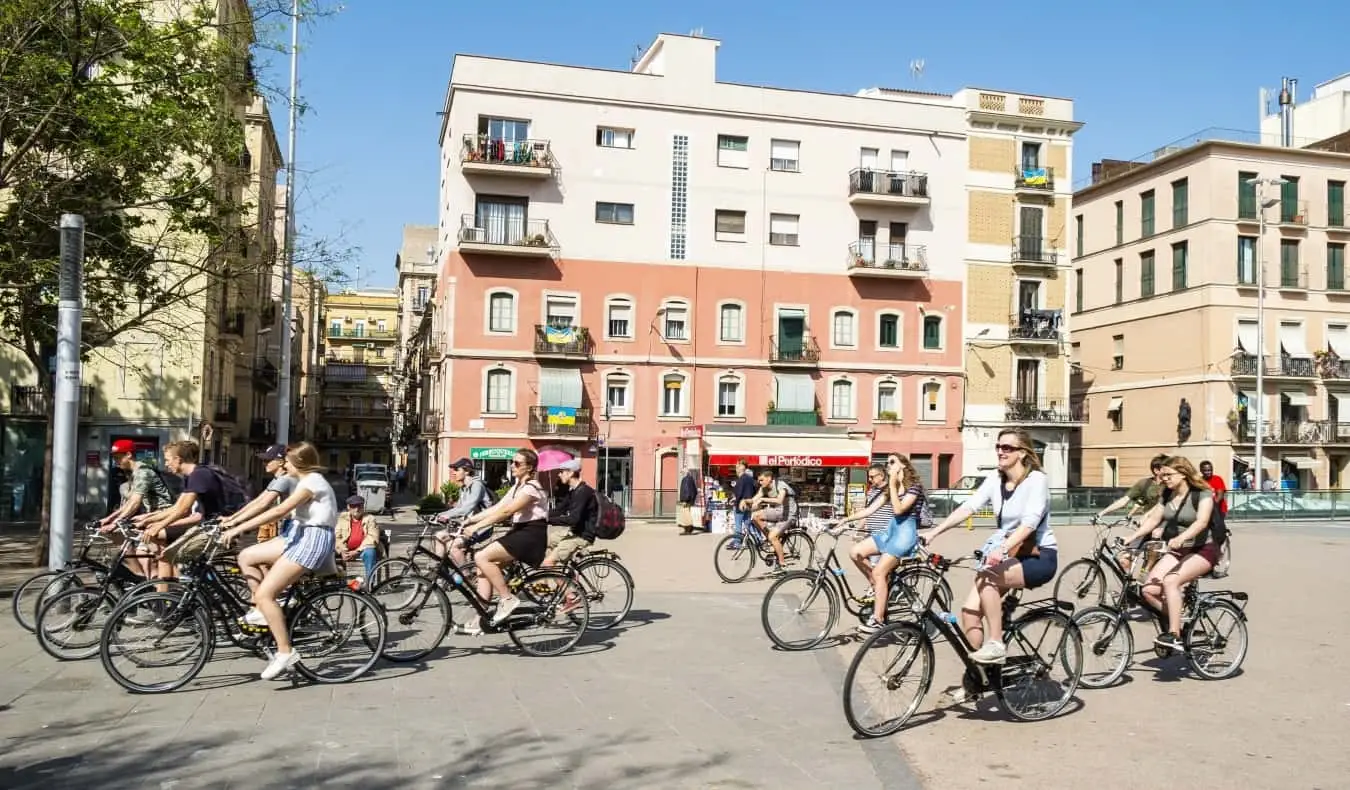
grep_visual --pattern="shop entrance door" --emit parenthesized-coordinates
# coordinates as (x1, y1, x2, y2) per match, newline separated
(599, 447, 632, 510)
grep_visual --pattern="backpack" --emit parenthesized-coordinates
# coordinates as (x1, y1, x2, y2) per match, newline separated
(1190, 489, 1231, 578)
(917, 496, 936, 529)
(203, 464, 252, 515)
(478, 482, 500, 510)
(151, 466, 185, 502)
(780, 481, 799, 522)
(592, 491, 626, 540)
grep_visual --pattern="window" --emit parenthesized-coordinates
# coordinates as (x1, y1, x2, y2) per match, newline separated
(604, 373, 631, 416)
(329, 319, 342, 337)
(1237, 236, 1257, 284)
(1172, 178, 1189, 227)
(1112, 335, 1124, 370)
(474, 195, 529, 245)
(832, 309, 857, 348)
(715, 209, 746, 242)
(670, 135, 689, 259)
(920, 381, 943, 421)
(544, 294, 577, 328)
(1140, 250, 1155, 297)
(415, 286, 429, 310)
(376, 320, 387, 333)
(662, 301, 689, 341)
(596, 126, 634, 149)
(1114, 200, 1124, 245)
(717, 376, 741, 418)
(353, 320, 366, 337)
(1074, 214, 1083, 257)
(1140, 189, 1156, 237)
(1237, 171, 1258, 219)
(487, 290, 515, 334)
(769, 213, 799, 246)
(717, 134, 749, 168)
(1280, 239, 1301, 287)
(718, 302, 744, 343)
(769, 139, 800, 172)
(922, 315, 942, 350)
(1074, 268, 1084, 313)
(876, 381, 899, 421)
(661, 373, 686, 416)
(1114, 258, 1123, 304)
(1020, 141, 1042, 168)
(485, 368, 512, 414)
(878, 312, 900, 349)
(1107, 398, 1123, 431)
(595, 202, 634, 225)
(1330, 243, 1346, 291)
(478, 116, 529, 145)
(1172, 242, 1188, 291)
(605, 297, 633, 339)
(1280, 176, 1301, 223)
(830, 379, 854, 420)
(1330, 181, 1346, 227)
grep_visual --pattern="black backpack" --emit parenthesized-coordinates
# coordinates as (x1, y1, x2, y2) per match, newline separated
(592, 491, 626, 540)
(203, 464, 252, 515)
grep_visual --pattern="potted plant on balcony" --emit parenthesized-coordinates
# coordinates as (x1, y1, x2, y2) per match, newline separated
(766, 400, 776, 413)
(853, 254, 867, 268)
(877, 410, 899, 422)
(527, 233, 547, 247)
(1314, 348, 1340, 377)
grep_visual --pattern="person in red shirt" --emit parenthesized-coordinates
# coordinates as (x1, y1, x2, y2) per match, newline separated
(334, 495, 383, 582)
(1199, 461, 1228, 515)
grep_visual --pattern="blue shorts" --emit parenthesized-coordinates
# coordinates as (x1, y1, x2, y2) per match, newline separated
(878, 515, 919, 560)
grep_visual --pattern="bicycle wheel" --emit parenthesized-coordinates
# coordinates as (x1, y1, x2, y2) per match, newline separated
(12, 570, 83, 633)
(890, 566, 952, 617)
(100, 591, 213, 693)
(290, 588, 387, 683)
(508, 570, 589, 657)
(761, 571, 839, 650)
(368, 575, 451, 662)
(571, 556, 634, 631)
(713, 534, 756, 583)
(996, 609, 1082, 722)
(1072, 606, 1133, 689)
(781, 528, 816, 570)
(1053, 559, 1107, 607)
(36, 586, 115, 661)
(1184, 598, 1248, 680)
(842, 622, 933, 738)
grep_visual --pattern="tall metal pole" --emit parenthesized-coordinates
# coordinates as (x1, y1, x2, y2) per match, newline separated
(49, 215, 85, 570)
(1254, 203, 1265, 491)
(275, 0, 300, 444)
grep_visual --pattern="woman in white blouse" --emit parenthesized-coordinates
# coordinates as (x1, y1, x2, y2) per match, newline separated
(920, 428, 1058, 665)
(461, 448, 550, 629)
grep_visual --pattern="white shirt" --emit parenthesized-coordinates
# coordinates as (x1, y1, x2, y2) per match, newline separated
(294, 472, 337, 528)
(962, 469, 1057, 549)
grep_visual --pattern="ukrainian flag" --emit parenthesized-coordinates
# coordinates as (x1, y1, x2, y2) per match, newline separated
(1022, 167, 1048, 186)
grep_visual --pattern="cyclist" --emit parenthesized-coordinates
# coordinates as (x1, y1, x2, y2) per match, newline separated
(1124, 455, 1220, 653)
(846, 456, 924, 634)
(460, 448, 549, 626)
(220, 444, 295, 574)
(837, 461, 893, 600)
(542, 458, 598, 569)
(135, 440, 224, 586)
(433, 458, 494, 568)
(1096, 454, 1168, 521)
(220, 442, 339, 680)
(100, 439, 173, 577)
(921, 427, 1057, 665)
(748, 468, 793, 575)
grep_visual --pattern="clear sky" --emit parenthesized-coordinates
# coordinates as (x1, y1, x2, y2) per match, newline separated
(259, 0, 1350, 288)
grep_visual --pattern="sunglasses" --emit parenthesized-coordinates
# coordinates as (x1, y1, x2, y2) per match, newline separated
(995, 443, 1020, 454)
(511, 460, 526, 467)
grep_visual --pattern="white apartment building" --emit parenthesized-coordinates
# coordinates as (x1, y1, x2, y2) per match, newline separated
(1259, 73, 1350, 147)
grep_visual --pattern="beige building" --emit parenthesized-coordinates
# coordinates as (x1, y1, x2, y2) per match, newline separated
(319, 289, 399, 471)
(391, 225, 437, 492)
(1070, 136, 1350, 489)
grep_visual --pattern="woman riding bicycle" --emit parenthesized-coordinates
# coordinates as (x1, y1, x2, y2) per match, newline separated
(841, 455, 924, 634)
(221, 442, 339, 680)
(920, 427, 1057, 664)
(460, 448, 549, 628)
(1123, 455, 1219, 653)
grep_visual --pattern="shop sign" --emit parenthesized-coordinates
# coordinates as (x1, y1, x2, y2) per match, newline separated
(678, 425, 704, 439)
(707, 453, 870, 468)
(470, 447, 517, 461)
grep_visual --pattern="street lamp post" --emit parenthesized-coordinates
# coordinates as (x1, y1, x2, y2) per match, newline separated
(1246, 176, 1286, 489)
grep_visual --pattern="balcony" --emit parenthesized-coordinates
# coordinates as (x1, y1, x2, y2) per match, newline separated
(418, 411, 441, 438)
(1233, 420, 1350, 445)
(1231, 353, 1316, 379)
(5, 385, 93, 418)
(1004, 398, 1085, 424)
(249, 417, 275, 441)
(1010, 236, 1058, 268)
(220, 310, 245, 338)
(327, 328, 397, 342)
(1013, 165, 1055, 194)
(320, 431, 393, 447)
(327, 352, 392, 368)
(846, 241, 928, 279)
(1278, 199, 1309, 228)
(320, 405, 392, 420)
(1318, 353, 1350, 379)
(213, 396, 238, 424)
(527, 405, 595, 440)
(323, 370, 386, 390)
(847, 168, 930, 207)
(533, 324, 593, 359)
(769, 333, 821, 366)
(460, 134, 555, 178)
(253, 358, 278, 391)
(766, 409, 818, 427)
(457, 215, 557, 258)
(411, 299, 429, 314)
(1327, 208, 1349, 234)
(1009, 309, 1063, 345)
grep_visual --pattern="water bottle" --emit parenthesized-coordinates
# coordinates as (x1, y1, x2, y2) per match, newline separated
(940, 611, 960, 626)
(451, 571, 464, 586)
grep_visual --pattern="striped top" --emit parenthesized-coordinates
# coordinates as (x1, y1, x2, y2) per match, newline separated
(863, 486, 895, 536)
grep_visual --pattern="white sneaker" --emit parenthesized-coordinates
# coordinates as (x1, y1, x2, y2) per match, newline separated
(970, 639, 1007, 664)
(260, 650, 300, 680)
(243, 608, 267, 626)
(491, 596, 522, 626)
(455, 621, 483, 636)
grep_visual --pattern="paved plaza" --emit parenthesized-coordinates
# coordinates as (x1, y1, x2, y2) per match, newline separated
(1, 517, 1348, 789)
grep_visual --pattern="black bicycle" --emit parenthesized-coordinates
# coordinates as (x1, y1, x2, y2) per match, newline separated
(1053, 516, 1138, 606)
(1071, 540, 1249, 687)
(842, 551, 1083, 737)
(98, 522, 387, 693)
(11, 521, 126, 633)
(760, 525, 952, 650)
(713, 519, 816, 583)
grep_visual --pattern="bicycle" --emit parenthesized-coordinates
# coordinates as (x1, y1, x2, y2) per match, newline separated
(11, 521, 118, 633)
(1072, 540, 1249, 687)
(713, 517, 816, 583)
(760, 524, 953, 650)
(841, 551, 1083, 738)
(98, 521, 387, 693)
(1052, 516, 1138, 606)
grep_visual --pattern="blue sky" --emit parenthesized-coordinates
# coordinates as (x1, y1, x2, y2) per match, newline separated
(260, 0, 1349, 288)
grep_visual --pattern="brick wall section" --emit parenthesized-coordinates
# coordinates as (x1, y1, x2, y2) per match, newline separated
(969, 136, 1014, 173)
(1048, 201, 1068, 244)
(966, 345, 1012, 403)
(1042, 277, 1066, 310)
(968, 263, 1011, 323)
(1047, 144, 1069, 182)
(968, 191, 1014, 244)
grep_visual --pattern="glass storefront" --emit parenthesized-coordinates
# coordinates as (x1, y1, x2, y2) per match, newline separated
(1, 419, 47, 524)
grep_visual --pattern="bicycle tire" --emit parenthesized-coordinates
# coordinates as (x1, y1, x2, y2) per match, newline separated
(842, 621, 933, 738)
(996, 609, 1082, 722)
(760, 570, 839, 650)
(368, 574, 451, 663)
(12, 570, 81, 633)
(713, 534, 756, 583)
(289, 588, 387, 683)
(571, 556, 634, 631)
(781, 527, 816, 569)
(508, 569, 589, 657)
(1072, 605, 1133, 689)
(1184, 598, 1248, 680)
(36, 586, 118, 661)
(1053, 558, 1107, 607)
(99, 591, 214, 694)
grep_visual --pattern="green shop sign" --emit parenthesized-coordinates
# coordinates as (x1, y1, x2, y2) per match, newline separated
(470, 447, 518, 461)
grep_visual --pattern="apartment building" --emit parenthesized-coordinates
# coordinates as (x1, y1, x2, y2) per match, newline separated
(1070, 135, 1350, 489)
(421, 32, 1012, 499)
(1258, 73, 1350, 148)
(319, 289, 399, 471)
(392, 225, 438, 490)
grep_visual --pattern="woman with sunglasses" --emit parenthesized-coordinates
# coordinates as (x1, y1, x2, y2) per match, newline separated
(843, 454, 924, 633)
(920, 427, 1057, 665)
(1123, 455, 1219, 652)
(460, 449, 549, 627)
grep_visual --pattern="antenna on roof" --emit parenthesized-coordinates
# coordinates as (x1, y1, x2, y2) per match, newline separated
(689, 27, 704, 37)
(630, 44, 643, 70)
(910, 59, 925, 85)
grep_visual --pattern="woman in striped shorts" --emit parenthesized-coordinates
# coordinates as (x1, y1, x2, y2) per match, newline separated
(225, 442, 339, 680)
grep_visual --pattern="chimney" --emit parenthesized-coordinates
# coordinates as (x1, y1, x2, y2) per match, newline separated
(1278, 77, 1293, 147)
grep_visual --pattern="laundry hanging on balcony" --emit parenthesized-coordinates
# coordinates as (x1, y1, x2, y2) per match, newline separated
(544, 325, 577, 344)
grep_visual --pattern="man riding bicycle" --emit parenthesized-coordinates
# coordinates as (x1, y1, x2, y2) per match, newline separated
(433, 458, 495, 569)
(542, 459, 598, 569)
